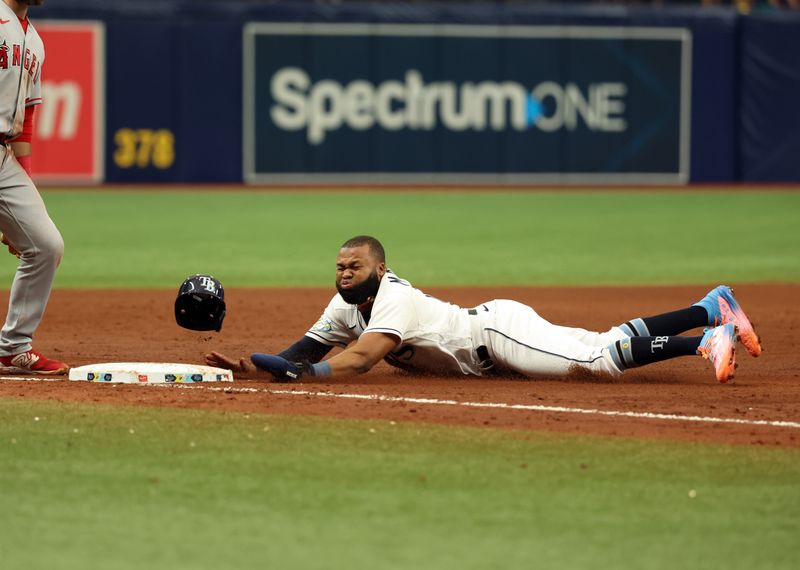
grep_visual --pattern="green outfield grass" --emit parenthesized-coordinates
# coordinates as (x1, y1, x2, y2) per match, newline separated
(3, 188, 796, 288)
(3, 188, 799, 570)
(1, 399, 798, 570)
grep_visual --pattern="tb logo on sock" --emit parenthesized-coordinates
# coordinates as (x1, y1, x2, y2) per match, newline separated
(650, 336, 669, 353)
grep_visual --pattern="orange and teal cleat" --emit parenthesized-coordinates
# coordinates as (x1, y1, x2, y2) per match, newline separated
(698, 324, 738, 383)
(694, 285, 762, 357)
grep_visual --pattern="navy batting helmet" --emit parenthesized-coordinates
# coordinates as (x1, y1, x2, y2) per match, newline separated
(175, 274, 226, 332)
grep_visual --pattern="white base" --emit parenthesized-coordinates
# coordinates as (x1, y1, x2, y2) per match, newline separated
(68, 362, 234, 384)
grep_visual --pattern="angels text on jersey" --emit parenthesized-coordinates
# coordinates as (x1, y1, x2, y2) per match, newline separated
(0, 40, 41, 81)
(0, 5, 45, 137)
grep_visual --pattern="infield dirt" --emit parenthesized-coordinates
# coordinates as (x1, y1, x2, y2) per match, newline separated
(0, 284, 797, 447)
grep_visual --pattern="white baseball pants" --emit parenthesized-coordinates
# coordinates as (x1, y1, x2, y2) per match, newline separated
(0, 145, 63, 356)
(472, 299, 626, 378)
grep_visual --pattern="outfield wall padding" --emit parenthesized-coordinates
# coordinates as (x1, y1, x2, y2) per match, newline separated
(32, 2, 800, 183)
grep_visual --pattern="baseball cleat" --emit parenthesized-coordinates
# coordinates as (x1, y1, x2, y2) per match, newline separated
(694, 285, 762, 357)
(0, 350, 69, 375)
(697, 324, 737, 384)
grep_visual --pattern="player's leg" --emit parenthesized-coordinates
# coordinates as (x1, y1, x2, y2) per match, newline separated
(548, 290, 744, 382)
(481, 300, 622, 377)
(0, 150, 65, 370)
(480, 300, 736, 382)
(617, 307, 706, 338)
(546, 323, 626, 348)
(617, 285, 761, 357)
(607, 324, 738, 383)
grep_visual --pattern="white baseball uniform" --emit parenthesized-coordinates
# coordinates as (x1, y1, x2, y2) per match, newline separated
(306, 271, 626, 378)
(0, 6, 63, 357)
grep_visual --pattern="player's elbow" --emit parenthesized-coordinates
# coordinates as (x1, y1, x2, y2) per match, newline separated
(345, 333, 397, 376)
(351, 354, 376, 375)
(347, 348, 388, 375)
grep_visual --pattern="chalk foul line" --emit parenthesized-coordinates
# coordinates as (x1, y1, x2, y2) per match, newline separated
(201, 385, 800, 429)
(2, 376, 799, 430)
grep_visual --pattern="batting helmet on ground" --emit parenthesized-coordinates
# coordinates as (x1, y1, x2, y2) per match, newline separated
(175, 274, 226, 332)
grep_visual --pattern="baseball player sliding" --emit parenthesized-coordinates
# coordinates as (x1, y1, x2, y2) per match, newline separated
(206, 235, 761, 384)
(0, 0, 67, 374)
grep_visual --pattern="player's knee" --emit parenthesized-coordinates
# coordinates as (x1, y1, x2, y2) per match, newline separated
(35, 230, 64, 267)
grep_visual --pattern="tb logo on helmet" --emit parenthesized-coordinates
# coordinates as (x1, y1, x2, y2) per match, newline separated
(174, 274, 226, 332)
(197, 275, 221, 294)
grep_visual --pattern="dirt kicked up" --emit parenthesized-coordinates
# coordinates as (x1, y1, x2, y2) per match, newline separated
(0, 284, 797, 447)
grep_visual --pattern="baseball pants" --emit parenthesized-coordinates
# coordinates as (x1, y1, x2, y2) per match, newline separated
(475, 299, 626, 378)
(0, 145, 63, 356)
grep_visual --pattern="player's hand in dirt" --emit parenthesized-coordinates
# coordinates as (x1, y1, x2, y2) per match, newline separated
(0, 233, 20, 258)
(205, 351, 257, 375)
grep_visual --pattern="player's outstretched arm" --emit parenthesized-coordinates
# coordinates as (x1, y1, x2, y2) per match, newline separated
(278, 336, 333, 363)
(322, 332, 398, 376)
(251, 332, 398, 381)
(205, 336, 332, 377)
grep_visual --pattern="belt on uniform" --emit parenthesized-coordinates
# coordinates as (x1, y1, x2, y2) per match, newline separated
(467, 304, 489, 316)
(476, 345, 492, 368)
(467, 307, 494, 370)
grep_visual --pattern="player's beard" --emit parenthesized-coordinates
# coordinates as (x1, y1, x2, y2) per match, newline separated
(337, 270, 381, 306)
(24, 0, 44, 6)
